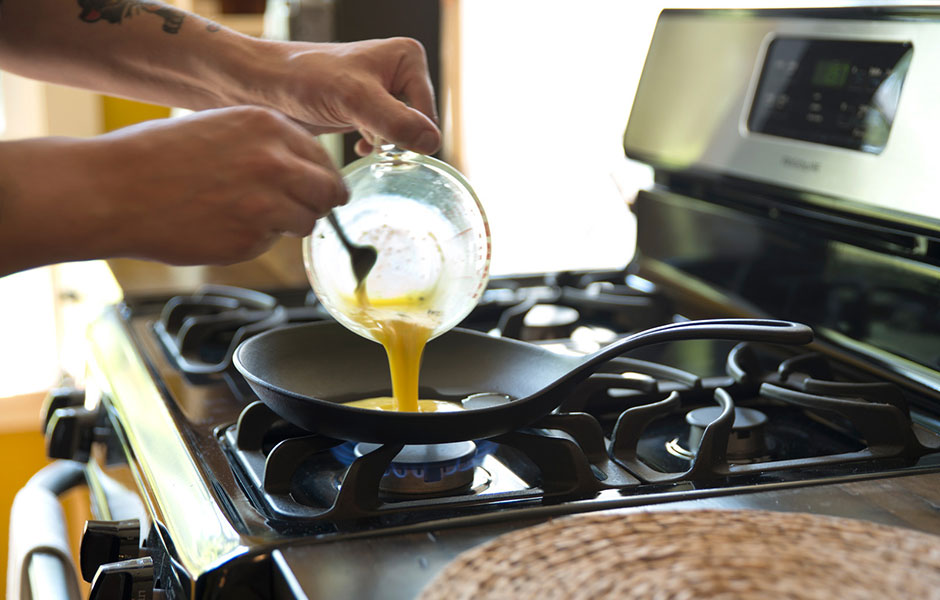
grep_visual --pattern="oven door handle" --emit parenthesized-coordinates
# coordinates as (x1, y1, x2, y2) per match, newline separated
(7, 460, 85, 600)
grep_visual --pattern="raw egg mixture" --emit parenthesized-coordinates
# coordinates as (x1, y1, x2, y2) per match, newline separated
(342, 290, 461, 413)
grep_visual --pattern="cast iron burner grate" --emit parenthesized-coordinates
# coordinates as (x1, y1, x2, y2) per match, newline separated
(152, 285, 328, 397)
(221, 400, 642, 528)
(607, 343, 938, 483)
(154, 285, 290, 379)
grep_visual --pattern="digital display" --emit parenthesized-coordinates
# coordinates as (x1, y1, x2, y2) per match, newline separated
(811, 59, 850, 88)
(747, 38, 912, 154)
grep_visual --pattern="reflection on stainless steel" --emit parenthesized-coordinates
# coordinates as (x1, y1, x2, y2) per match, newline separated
(88, 310, 246, 580)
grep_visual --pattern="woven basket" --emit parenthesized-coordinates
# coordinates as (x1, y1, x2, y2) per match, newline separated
(419, 509, 940, 599)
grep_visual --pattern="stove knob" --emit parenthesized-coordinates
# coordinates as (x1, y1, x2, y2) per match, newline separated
(89, 556, 154, 600)
(45, 406, 98, 462)
(80, 519, 141, 583)
(40, 386, 85, 433)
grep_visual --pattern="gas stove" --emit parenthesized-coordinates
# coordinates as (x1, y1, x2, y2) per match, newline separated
(67, 268, 940, 597)
(161, 281, 932, 535)
(21, 5, 940, 599)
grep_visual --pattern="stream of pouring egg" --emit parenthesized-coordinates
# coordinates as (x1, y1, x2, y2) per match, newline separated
(343, 284, 460, 413)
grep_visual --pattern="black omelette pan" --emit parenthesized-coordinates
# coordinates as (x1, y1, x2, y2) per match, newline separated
(233, 318, 813, 444)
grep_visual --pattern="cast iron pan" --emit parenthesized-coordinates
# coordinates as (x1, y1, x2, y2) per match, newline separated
(233, 319, 813, 444)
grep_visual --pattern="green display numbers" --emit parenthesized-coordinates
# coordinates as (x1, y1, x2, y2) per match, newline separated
(812, 59, 851, 88)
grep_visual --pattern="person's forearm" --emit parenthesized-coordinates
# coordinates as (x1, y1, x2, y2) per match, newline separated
(0, 0, 442, 171)
(0, 107, 346, 278)
(0, 136, 118, 276)
(0, 0, 277, 110)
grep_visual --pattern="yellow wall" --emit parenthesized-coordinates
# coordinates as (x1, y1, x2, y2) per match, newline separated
(102, 96, 172, 132)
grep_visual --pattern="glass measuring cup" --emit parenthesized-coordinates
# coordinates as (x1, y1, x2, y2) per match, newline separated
(303, 145, 491, 343)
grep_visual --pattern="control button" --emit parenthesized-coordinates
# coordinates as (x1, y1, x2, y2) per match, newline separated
(89, 556, 154, 600)
(45, 407, 98, 462)
(836, 115, 855, 129)
(80, 519, 141, 583)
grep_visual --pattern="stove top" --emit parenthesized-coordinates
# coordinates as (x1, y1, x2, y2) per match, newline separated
(96, 277, 940, 533)
(73, 272, 940, 596)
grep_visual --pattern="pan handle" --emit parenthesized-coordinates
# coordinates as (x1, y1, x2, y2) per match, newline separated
(578, 319, 813, 375)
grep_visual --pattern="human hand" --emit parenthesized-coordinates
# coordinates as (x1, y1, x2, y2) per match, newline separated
(0, 106, 345, 275)
(100, 106, 348, 265)
(253, 37, 442, 157)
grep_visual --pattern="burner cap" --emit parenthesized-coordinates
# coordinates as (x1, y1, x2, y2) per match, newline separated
(685, 406, 769, 462)
(685, 406, 767, 430)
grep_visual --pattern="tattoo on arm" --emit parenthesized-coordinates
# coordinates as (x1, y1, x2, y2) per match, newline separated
(77, 0, 186, 34)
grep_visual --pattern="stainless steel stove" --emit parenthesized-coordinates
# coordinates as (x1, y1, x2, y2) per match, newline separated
(17, 5, 940, 599)
(165, 280, 940, 527)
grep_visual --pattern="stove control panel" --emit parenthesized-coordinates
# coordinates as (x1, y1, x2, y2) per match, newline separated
(747, 38, 912, 154)
(624, 8, 940, 224)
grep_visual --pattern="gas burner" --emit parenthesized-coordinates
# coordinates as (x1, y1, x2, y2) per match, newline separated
(667, 406, 770, 463)
(604, 343, 940, 484)
(332, 441, 491, 497)
(485, 272, 672, 341)
(222, 402, 555, 524)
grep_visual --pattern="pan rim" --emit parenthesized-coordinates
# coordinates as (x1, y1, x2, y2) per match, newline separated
(232, 320, 575, 417)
